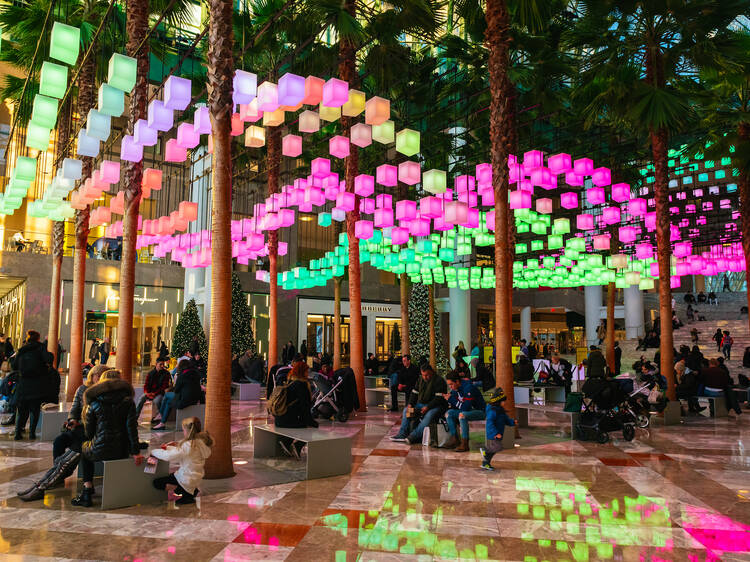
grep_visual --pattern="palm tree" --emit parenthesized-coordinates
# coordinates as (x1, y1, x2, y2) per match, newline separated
(204, 0, 235, 479)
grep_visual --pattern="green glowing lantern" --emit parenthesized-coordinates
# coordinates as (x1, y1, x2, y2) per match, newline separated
(530, 239, 544, 252)
(531, 221, 547, 235)
(98, 83, 125, 117)
(559, 256, 572, 267)
(515, 243, 527, 254)
(542, 256, 555, 268)
(406, 262, 420, 274)
(26, 122, 51, 150)
(457, 268, 469, 281)
(548, 234, 563, 249)
(318, 212, 331, 227)
(108, 53, 137, 92)
(423, 169, 446, 194)
(457, 242, 472, 255)
(39, 62, 68, 99)
(31, 94, 58, 129)
(49, 22, 80, 66)
(372, 120, 395, 144)
(359, 250, 370, 262)
(552, 218, 570, 235)
(417, 239, 433, 253)
(564, 248, 579, 260)
(516, 223, 530, 234)
(399, 248, 415, 262)
(615, 276, 627, 289)
(639, 278, 654, 290)
(395, 128, 420, 156)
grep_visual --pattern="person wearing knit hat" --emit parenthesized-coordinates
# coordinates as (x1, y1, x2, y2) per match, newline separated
(480, 388, 516, 471)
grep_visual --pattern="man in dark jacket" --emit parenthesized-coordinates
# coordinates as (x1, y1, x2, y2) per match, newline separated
(364, 353, 379, 377)
(390, 364, 448, 444)
(389, 354, 419, 412)
(699, 359, 742, 417)
(135, 360, 172, 418)
(444, 371, 486, 452)
(11, 330, 55, 440)
(614, 341, 622, 376)
(152, 360, 202, 430)
(585, 345, 607, 379)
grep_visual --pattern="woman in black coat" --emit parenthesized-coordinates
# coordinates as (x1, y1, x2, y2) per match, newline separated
(10, 330, 55, 440)
(273, 362, 318, 458)
(152, 359, 202, 430)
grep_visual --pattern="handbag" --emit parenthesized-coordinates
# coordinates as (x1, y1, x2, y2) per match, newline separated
(647, 387, 662, 404)
(563, 392, 583, 413)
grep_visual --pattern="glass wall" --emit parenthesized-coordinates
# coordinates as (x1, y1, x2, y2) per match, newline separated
(375, 317, 402, 360)
(306, 313, 350, 363)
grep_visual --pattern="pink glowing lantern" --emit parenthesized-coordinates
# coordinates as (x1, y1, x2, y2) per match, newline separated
(133, 119, 157, 146)
(142, 168, 162, 190)
(278, 73, 305, 107)
(591, 167, 611, 186)
(674, 241, 692, 257)
(376, 193, 392, 209)
(536, 197, 553, 214)
(560, 191, 578, 209)
(233, 70, 257, 105)
(445, 201, 469, 224)
(147, 100, 173, 131)
(509, 164, 521, 184)
(576, 214, 594, 230)
(602, 206, 621, 225)
(587, 187, 606, 206)
(531, 167, 553, 188)
(628, 198, 647, 216)
(593, 234, 610, 250)
(120, 135, 143, 162)
(336, 191, 355, 212)
(257, 81, 279, 112)
(523, 149, 543, 171)
(365, 96, 390, 125)
(420, 196, 442, 218)
(282, 134, 302, 157)
(350, 123, 372, 148)
(376, 164, 397, 187)
(231, 113, 244, 136)
(645, 212, 656, 230)
(391, 226, 409, 245)
(322, 78, 348, 107)
(176, 123, 199, 149)
(548, 153, 572, 174)
(311, 157, 331, 178)
(486, 210, 495, 231)
(635, 243, 653, 260)
(278, 208, 295, 228)
(240, 100, 263, 123)
(374, 207, 393, 228)
(398, 161, 420, 185)
(455, 175, 476, 193)
(354, 220, 374, 240)
(165, 138, 187, 162)
(359, 197, 375, 214)
(462, 208, 479, 229)
(481, 189, 494, 206)
(302, 76, 324, 105)
(457, 191, 478, 208)
(396, 199, 417, 221)
(509, 190, 531, 209)
(164, 76, 191, 110)
(178, 201, 198, 221)
(354, 174, 374, 197)
(573, 157, 593, 176)
(99, 160, 120, 184)
(565, 171, 584, 186)
(324, 184, 338, 201)
(618, 226, 638, 243)
(304, 187, 325, 207)
(329, 135, 350, 159)
(476, 163, 492, 187)
(611, 183, 630, 202)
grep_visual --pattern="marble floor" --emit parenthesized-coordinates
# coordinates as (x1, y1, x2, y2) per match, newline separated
(0, 401, 749, 561)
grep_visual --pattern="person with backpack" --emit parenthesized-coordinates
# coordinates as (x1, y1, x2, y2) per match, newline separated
(479, 388, 516, 471)
(269, 361, 318, 459)
(10, 330, 56, 440)
(721, 331, 734, 360)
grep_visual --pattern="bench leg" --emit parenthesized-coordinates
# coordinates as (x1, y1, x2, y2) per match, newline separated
(713, 397, 728, 418)
(517, 408, 529, 428)
(305, 438, 351, 479)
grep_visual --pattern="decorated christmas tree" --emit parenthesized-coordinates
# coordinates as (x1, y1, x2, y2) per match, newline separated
(408, 283, 448, 371)
(231, 272, 256, 357)
(172, 298, 208, 359)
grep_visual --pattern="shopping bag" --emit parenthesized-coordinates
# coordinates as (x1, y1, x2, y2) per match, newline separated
(422, 425, 431, 447)
(563, 392, 583, 413)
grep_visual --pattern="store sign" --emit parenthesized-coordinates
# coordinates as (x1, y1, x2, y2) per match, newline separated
(134, 293, 159, 305)
(361, 305, 392, 312)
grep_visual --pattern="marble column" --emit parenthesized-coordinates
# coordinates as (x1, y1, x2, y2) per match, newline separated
(520, 306, 531, 342)
(624, 284, 645, 340)
(584, 285, 603, 347)
(449, 287, 471, 366)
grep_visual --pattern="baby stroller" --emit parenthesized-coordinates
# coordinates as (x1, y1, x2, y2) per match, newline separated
(311, 367, 359, 422)
(577, 378, 636, 443)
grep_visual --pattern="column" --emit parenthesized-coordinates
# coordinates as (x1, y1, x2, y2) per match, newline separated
(584, 285, 603, 347)
(449, 286, 471, 366)
(520, 306, 531, 342)
(624, 285, 645, 340)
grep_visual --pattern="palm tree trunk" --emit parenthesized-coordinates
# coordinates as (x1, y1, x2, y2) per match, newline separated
(116, 0, 150, 383)
(486, 0, 514, 417)
(204, 0, 235, 479)
(399, 273, 410, 356)
(47, 97, 72, 365)
(738, 123, 750, 336)
(428, 284, 436, 366)
(333, 276, 342, 370)
(66, 51, 96, 401)
(606, 282, 615, 371)
(267, 126, 280, 369)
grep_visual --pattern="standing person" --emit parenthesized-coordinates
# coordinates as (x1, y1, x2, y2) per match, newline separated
(151, 417, 213, 505)
(614, 341, 622, 376)
(153, 359, 202, 430)
(88, 339, 100, 366)
(596, 322, 606, 345)
(389, 354, 419, 412)
(158, 341, 169, 362)
(443, 371, 486, 452)
(270, 361, 318, 458)
(452, 341, 467, 368)
(300, 339, 307, 358)
(11, 331, 55, 440)
(389, 364, 448, 445)
(585, 345, 607, 379)
(721, 331, 733, 360)
(71, 370, 143, 507)
(99, 338, 111, 366)
(479, 388, 516, 471)
(135, 360, 172, 419)
(723, 274, 731, 292)
(0, 333, 13, 365)
(713, 328, 724, 352)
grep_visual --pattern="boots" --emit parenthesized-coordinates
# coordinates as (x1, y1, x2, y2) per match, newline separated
(18, 450, 81, 502)
(455, 438, 470, 452)
(71, 485, 94, 507)
(441, 435, 458, 449)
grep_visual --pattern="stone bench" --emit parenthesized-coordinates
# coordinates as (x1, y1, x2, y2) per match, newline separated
(365, 387, 390, 407)
(231, 382, 261, 401)
(515, 403, 579, 438)
(39, 405, 70, 441)
(79, 456, 170, 509)
(514, 384, 566, 406)
(175, 403, 205, 428)
(694, 395, 728, 418)
(254, 424, 351, 480)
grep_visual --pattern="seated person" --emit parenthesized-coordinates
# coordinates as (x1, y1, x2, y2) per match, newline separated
(272, 361, 318, 458)
(231, 355, 245, 382)
(455, 358, 471, 379)
(697, 291, 707, 303)
(470, 358, 494, 391)
(389, 364, 448, 445)
(676, 365, 703, 414)
(743, 346, 750, 369)
(239, 350, 265, 383)
(443, 371, 486, 452)
(514, 354, 535, 382)
(136, 360, 172, 420)
(708, 291, 717, 305)
(364, 353, 378, 377)
(389, 354, 419, 412)
(698, 359, 742, 418)
(683, 293, 695, 304)
(548, 355, 572, 393)
(319, 362, 334, 380)
(153, 359, 202, 430)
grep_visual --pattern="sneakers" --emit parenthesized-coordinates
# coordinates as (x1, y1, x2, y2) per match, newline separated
(389, 435, 408, 442)
(152, 423, 167, 431)
(481, 462, 495, 471)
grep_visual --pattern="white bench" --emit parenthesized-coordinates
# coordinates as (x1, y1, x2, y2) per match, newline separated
(175, 403, 205, 428)
(515, 403, 579, 438)
(254, 424, 351, 479)
(694, 395, 728, 417)
(79, 457, 170, 509)
(514, 384, 566, 405)
(365, 387, 390, 407)
(231, 382, 261, 401)
(133, 387, 145, 406)
(39, 405, 70, 441)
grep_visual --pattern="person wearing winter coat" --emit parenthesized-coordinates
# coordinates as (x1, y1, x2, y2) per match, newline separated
(585, 346, 607, 379)
(443, 371, 486, 452)
(389, 364, 448, 444)
(10, 330, 56, 440)
(88, 339, 100, 365)
(480, 388, 516, 470)
(389, 354, 419, 412)
(135, 360, 172, 419)
(151, 416, 213, 505)
(272, 362, 318, 458)
(153, 360, 203, 430)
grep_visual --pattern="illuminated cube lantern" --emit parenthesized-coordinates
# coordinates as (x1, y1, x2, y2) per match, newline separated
(645, 212, 656, 230)
(329, 135, 350, 159)
(536, 197, 553, 214)
(14, 156, 37, 183)
(420, 196, 442, 218)
(177, 123, 200, 149)
(628, 197, 647, 216)
(133, 119, 157, 146)
(322, 77, 348, 107)
(410, 218, 431, 236)
(148, 100, 174, 132)
(423, 169, 446, 194)
(674, 241, 692, 257)
(336, 191, 355, 212)
(565, 171, 584, 186)
(49, 22, 80, 66)
(523, 149, 543, 171)
(611, 182, 630, 202)
(576, 213, 594, 230)
(257, 81, 279, 112)
(391, 226, 409, 245)
(262, 108, 285, 127)
(108, 53, 137, 92)
(97, 159, 119, 184)
(231, 113, 244, 136)
(311, 158, 331, 178)
(396, 200, 417, 221)
(372, 120, 395, 144)
(86, 109, 111, 141)
(455, 175, 475, 193)
(278, 73, 305, 107)
(560, 191, 578, 209)
(120, 135, 144, 162)
(611, 254, 628, 269)
(573, 157, 594, 176)
(233, 70, 257, 105)
(77, 129, 99, 157)
(602, 206, 621, 224)
(398, 161, 420, 185)
(592, 166, 611, 187)
(625, 271, 641, 285)
(509, 190, 531, 209)
(354, 220, 374, 240)
(376, 164, 397, 187)
(342, 90, 365, 117)
(298, 110, 320, 133)
(530, 167, 553, 188)
(31, 94, 58, 129)
(354, 174, 374, 197)
(548, 234, 563, 249)
(303, 76, 324, 105)
(553, 217, 570, 234)
(374, 207, 393, 228)
(318, 212, 332, 227)
(319, 103, 341, 122)
(548, 152, 572, 174)
(40, 62, 68, 99)
(164, 75, 191, 111)
(359, 197, 375, 214)
(619, 226, 638, 243)
(194, 105, 211, 135)
(445, 201, 469, 224)
(282, 134, 302, 157)
(635, 242, 653, 260)
(475, 163, 492, 186)
(350, 123, 371, 148)
(60, 158, 83, 182)
(587, 187, 606, 206)
(244, 126, 265, 148)
(178, 201, 198, 222)
(98, 83, 124, 117)
(531, 221, 547, 235)
(240, 99, 263, 123)
(376, 193, 392, 209)
(365, 96, 390, 125)
(593, 234, 610, 250)
(396, 128, 420, 157)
